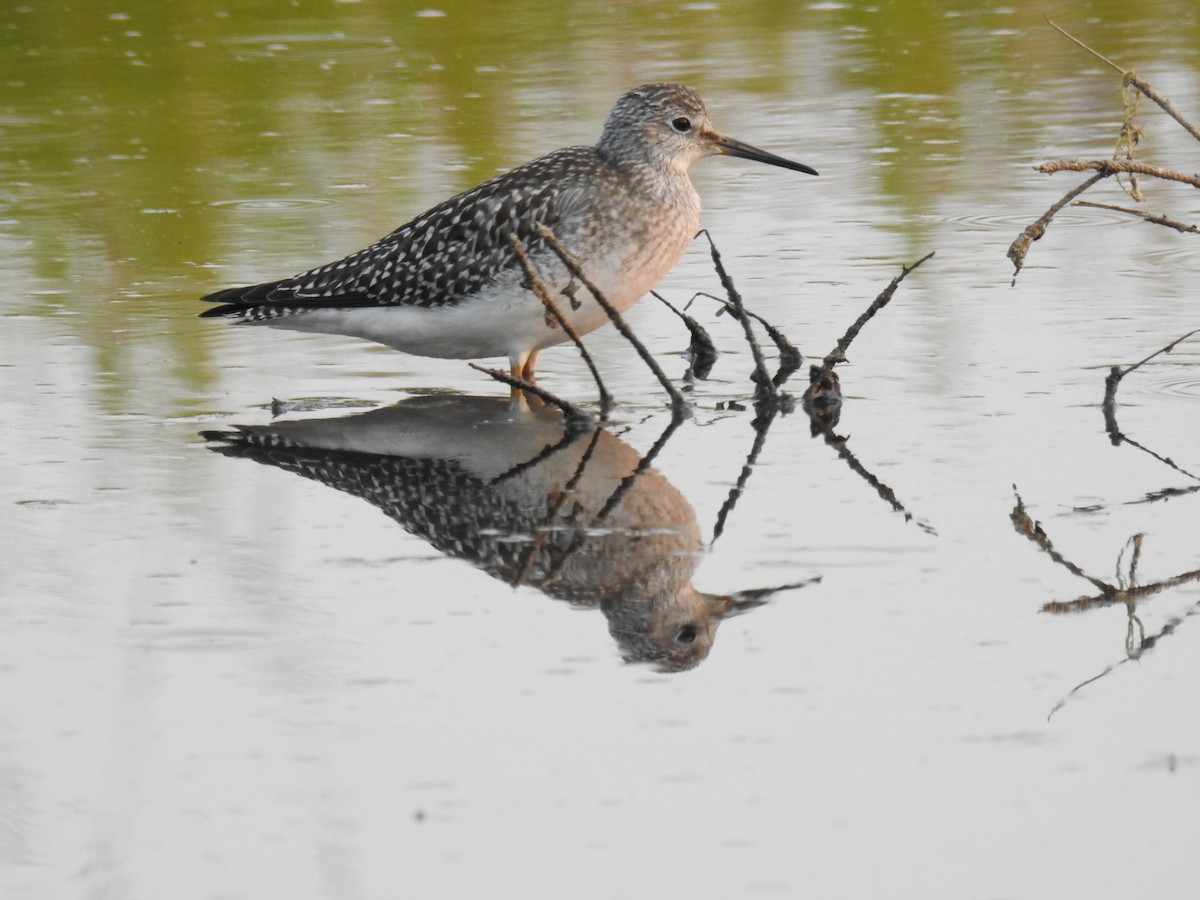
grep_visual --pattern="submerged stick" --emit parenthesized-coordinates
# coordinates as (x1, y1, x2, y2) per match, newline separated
(535, 224, 686, 411)
(509, 234, 613, 414)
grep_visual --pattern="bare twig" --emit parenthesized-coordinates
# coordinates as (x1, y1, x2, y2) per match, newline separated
(535, 224, 686, 411)
(819, 251, 935, 370)
(687, 291, 803, 387)
(1043, 567, 1200, 614)
(1045, 16, 1200, 143)
(1074, 200, 1200, 235)
(469, 363, 594, 429)
(1008, 173, 1107, 281)
(509, 234, 613, 414)
(652, 291, 718, 381)
(1034, 159, 1200, 188)
(696, 229, 777, 400)
(1104, 327, 1200, 422)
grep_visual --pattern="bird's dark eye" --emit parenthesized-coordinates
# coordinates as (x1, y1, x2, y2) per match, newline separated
(676, 624, 698, 644)
(671, 116, 692, 133)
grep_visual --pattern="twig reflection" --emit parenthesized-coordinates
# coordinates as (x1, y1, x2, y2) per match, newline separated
(1009, 487, 1200, 717)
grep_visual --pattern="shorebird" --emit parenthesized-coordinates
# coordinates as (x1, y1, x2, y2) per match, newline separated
(200, 82, 817, 381)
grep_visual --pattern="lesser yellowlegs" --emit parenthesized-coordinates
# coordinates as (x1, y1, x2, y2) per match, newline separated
(200, 83, 817, 380)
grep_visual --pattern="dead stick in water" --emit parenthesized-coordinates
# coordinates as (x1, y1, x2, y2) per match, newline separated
(1074, 200, 1200, 235)
(696, 229, 776, 400)
(1045, 16, 1200, 143)
(1007, 173, 1106, 281)
(820, 251, 935, 370)
(1034, 159, 1200, 188)
(652, 291, 719, 380)
(687, 290, 803, 385)
(509, 234, 614, 414)
(535, 224, 686, 411)
(1103, 327, 1200, 436)
(469, 363, 594, 428)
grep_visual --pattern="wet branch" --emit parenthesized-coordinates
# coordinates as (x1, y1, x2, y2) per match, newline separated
(1010, 20, 1200, 278)
(819, 251, 935, 370)
(1010, 487, 1200, 614)
(1009, 487, 1114, 595)
(696, 229, 777, 401)
(687, 291, 803, 387)
(510, 234, 613, 414)
(652, 291, 718, 381)
(1103, 326, 1200, 442)
(1044, 16, 1200, 143)
(1073, 200, 1200, 235)
(1034, 159, 1200, 188)
(536, 224, 686, 411)
(1007, 173, 1108, 281)
(469, 363, 594, 430)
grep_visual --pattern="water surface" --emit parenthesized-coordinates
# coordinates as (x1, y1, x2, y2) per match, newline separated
(3, 2, 1200, 898)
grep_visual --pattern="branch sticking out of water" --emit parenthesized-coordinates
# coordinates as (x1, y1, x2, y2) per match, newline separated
(1044, 16, 1200, 143)
(1101, 328, 1200, 480)
(652, 291, 718, 381)
(696, 229, 777, 402)
(535, 224, 687, 412)
(1007, 173, 1107, 282)
(1034, 159, 1200, 188)
(509, 233, 613, 415)
(469, 363, 594, 431)
(1073, 200, 1200, 235)
(816, 251, 934, 374)
(1103, 327, 1200, 441)
(686, 291, 803, 387)
(1010, 20, 1200, 280)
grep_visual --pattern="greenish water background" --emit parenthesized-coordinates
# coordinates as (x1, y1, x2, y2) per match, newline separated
(3, 2, 1200, 898)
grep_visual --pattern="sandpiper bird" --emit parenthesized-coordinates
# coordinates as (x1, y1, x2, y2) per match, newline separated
(200, 83, 817, 381)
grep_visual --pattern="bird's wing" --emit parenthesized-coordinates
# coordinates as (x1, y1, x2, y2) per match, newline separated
(200, 148, 599, 320)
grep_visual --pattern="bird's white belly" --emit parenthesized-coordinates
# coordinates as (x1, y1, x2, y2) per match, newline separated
(269, 286, 547, 360)
(265, 239, 680, 363)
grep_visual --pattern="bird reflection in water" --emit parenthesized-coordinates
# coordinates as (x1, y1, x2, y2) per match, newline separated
(204, 395, 806, 671)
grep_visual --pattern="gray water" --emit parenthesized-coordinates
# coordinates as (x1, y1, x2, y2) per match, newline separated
(3, 2, 1200, 898)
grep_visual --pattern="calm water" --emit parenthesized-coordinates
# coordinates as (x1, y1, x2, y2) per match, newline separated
(4, 2, 1200, 898)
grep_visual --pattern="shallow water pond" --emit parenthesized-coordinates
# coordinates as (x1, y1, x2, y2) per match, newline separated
(3, 2, 1200, 898)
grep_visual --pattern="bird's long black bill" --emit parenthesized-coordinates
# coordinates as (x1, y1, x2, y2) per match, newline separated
(714, 134, 818, 176)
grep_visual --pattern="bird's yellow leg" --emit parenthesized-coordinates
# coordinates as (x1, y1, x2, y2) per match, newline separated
(518, 349, 540, 383)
